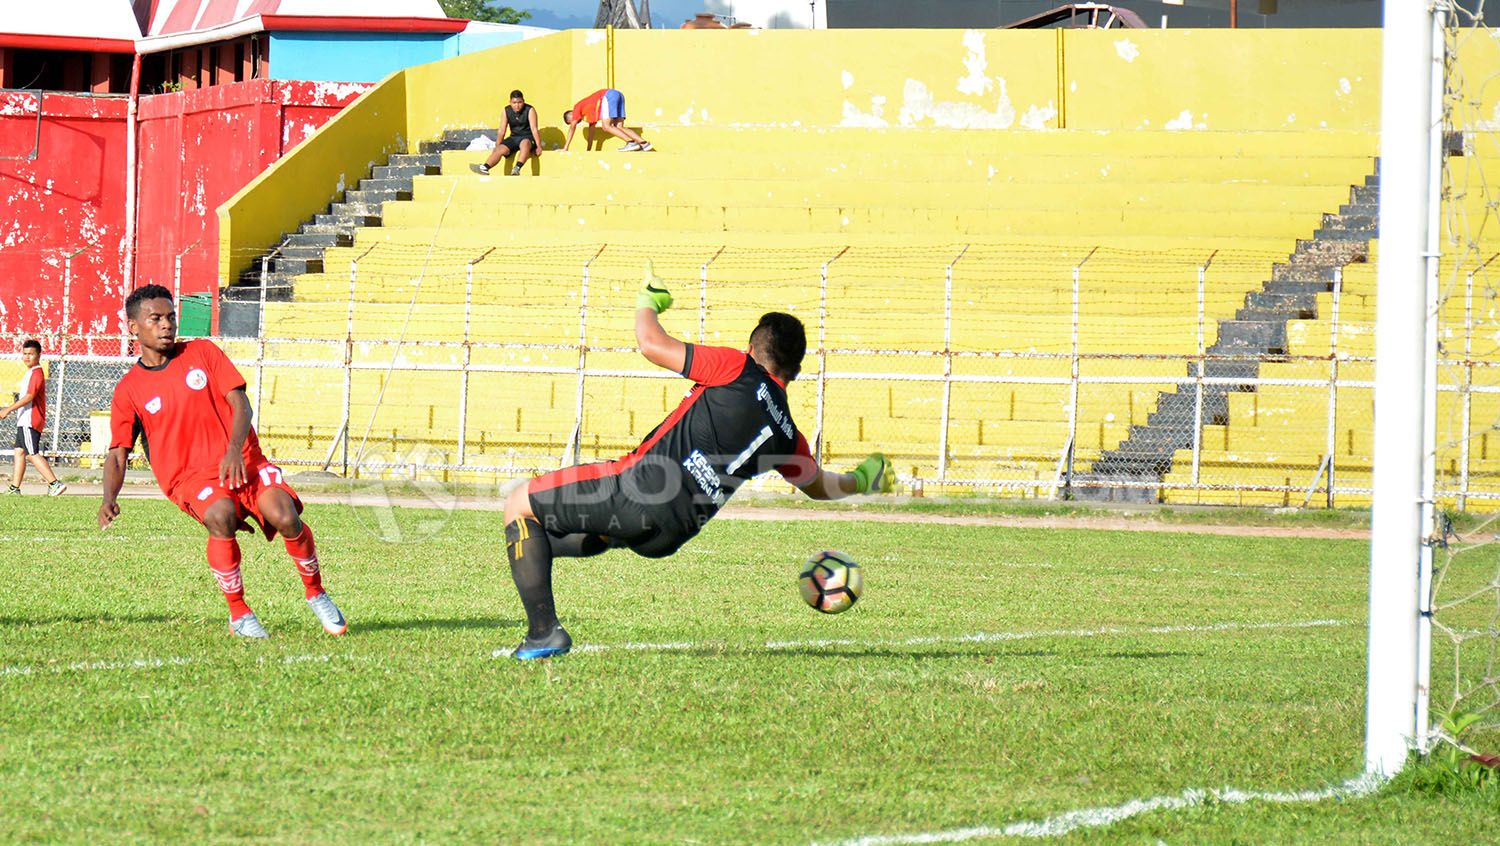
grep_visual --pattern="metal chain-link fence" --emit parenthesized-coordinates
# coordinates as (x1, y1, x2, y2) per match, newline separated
(16, 239, 1497, 508)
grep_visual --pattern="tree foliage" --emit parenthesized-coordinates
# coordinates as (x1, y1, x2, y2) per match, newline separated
(439, 0, 531, 24)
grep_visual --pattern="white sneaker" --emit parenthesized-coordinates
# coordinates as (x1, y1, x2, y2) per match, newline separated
(47, 481, 67, 496)
(230, 612, 270, 639)
(637, 141, 652, 152)
(306, 592, 348, 636)
(469, 163, 490, 175)
(618, 142, 641, 152)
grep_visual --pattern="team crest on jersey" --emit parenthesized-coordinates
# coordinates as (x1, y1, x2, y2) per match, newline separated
(185, 368, 208, 390)
(145, 396, 162, 414)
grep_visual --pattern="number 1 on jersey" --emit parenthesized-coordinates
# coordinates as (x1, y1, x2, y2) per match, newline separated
(726, 426, 774, 475)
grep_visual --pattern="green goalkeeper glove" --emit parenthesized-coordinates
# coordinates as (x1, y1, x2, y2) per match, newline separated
(851, 453, 894, 495)
(637, 260, 673, 313)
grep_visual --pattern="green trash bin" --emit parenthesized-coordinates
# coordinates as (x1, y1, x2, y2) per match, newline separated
(179, 293, 212, 337)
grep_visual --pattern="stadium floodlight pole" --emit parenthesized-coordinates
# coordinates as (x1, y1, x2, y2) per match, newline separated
(1365, 0, 1443, 776)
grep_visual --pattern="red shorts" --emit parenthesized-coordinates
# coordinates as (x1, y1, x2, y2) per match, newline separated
(169, 461, 303, 541)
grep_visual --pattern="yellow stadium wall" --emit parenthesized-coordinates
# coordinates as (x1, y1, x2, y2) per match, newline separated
(1455, 35, 1500, 131)
(402, 33, 576, 152)
(605, 28, 1380, 132)
(220, 28, 1386, 288)
(218, 74, 409, 288)
(1061, 29, 1380, 131)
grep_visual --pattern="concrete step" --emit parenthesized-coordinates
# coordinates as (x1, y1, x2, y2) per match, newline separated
(373, 163, 441, 180)
(298, 223, 357, 242)
(329, 202, 383, 219)
(1244, 290, 1317, 317)
(1312, 226, 1376, 242)
(1213, 320, 1287, 354)
(356, 177, 417, 193)
(316, 213, 381, 229)
(389, 153, 443, 169)
(283, 232, 344, 249)
(346, 187, 411, 205)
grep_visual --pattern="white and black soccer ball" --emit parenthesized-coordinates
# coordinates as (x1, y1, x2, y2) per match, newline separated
(799, 550, 863, 614)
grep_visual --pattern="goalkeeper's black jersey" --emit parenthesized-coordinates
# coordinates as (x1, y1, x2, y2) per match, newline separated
(622, 344, 816, 526)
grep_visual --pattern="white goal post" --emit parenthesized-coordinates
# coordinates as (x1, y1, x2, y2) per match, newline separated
(1365, 0, 1446, 776)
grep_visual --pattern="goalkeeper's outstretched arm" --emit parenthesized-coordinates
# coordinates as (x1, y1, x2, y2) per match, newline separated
(634, 260, 685, 373)
(796, 453, 895, 500)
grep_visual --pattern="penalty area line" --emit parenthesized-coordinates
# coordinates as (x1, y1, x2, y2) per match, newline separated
(813, 774, 1383, 845)
(489, 618, 1350, 658)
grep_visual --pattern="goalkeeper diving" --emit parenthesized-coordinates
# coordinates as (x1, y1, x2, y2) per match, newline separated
(500, 261, 896, 659)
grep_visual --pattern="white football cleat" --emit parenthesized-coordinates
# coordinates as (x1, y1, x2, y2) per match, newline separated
(229, 612, 270, 639)
(306, 592, 348, 636)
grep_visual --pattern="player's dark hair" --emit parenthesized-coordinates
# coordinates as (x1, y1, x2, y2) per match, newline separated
(750, 312, 806, 382)
(510, 89, 525, 100)
(125, 284, 174, 319)
(21, 338, 40, 353)
(562, 109, 574, 125)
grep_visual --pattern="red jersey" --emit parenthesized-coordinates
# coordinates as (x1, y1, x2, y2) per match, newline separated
(109, 340, 268, 497)
(15, 365, 44, 431)
(571, 89, 608, 124)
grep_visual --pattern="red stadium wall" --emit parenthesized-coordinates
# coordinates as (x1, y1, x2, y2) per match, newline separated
(0, 91, 128, 340)
(134, 79, 369, 301)
(0, 79, 367, 343)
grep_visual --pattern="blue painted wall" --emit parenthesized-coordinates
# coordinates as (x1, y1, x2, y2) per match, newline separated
(446, 28, 530, 58)
(269, 32, 451, 82)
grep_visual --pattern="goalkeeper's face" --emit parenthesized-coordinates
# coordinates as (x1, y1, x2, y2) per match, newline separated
(129, 297, 178, 354)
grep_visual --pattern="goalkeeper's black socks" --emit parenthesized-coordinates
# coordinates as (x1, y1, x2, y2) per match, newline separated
(505, 517, 558, 638)
(547, 532, 610, 558)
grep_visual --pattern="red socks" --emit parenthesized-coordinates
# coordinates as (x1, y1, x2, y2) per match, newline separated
(207, 525, 323, 617)
(284, 524, 324, 599)
(207, 536, 251, 620)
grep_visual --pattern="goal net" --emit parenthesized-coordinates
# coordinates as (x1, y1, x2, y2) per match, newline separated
(1421, 0, 1500, 761)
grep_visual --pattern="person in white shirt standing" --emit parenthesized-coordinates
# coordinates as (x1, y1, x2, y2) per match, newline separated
(1, 339, 65, 496)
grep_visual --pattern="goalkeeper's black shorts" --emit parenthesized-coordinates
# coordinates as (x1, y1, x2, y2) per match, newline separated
(528, 459, 702, 558)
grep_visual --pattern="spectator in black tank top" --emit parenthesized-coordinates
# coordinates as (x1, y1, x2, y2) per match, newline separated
(471, 89, 542, 176)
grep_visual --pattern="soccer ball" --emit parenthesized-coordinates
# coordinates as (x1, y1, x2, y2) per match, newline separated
(799, 550, 863, 614)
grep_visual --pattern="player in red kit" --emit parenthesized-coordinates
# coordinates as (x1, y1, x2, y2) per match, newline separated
(98, 285, 347, 639)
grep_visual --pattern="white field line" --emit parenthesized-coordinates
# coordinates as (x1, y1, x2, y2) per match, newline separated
(489, 618, 1350, 659)
(0, 653, 348, 678)
(814, 774, 1384, 845)
(2, 619, 1350, 674)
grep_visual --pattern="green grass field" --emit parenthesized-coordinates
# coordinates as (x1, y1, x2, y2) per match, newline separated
(2, 495, 1497, 844)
